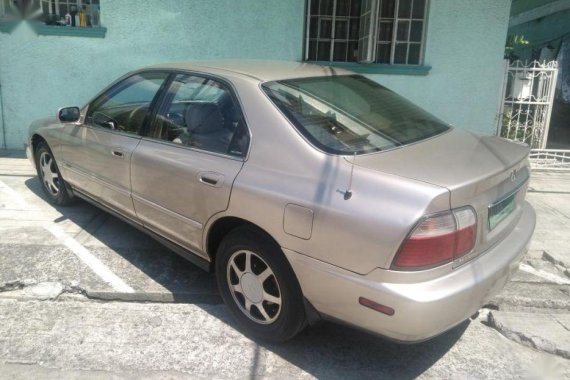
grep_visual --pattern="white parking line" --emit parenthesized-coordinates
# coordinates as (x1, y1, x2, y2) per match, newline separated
(519, 262, 570, 285)
(0, 180, 31, 210)
(0, 179, 135, 293)
(45, 224, 134, 293)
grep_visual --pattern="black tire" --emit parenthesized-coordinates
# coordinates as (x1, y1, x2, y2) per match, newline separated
(216, 226, 306, 342)
(35, 141, 74, 206)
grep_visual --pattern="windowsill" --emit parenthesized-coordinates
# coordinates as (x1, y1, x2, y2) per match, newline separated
(0, 20, 107, 37)
(30, 22, 107, 38)
(312, 61, 432, 76)
(0, 20, 19, 33)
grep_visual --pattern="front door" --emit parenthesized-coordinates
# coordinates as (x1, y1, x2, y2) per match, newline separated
(130, 73, 250, 255)
(60, 72, 169, 219)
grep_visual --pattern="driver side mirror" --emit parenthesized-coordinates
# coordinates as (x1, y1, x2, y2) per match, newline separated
(58, 106, 81, 123)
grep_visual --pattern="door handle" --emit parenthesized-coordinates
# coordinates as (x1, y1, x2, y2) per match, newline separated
(111, 150, 124, 158)
(198, 171, 224, 187)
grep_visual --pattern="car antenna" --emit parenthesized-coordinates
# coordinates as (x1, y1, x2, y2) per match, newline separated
(344, 152, 356, 200)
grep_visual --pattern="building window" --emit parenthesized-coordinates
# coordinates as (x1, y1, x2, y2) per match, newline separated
(305, 0, 428, 65)
(1, 0, 101, 27)
(40, 0, 101, 28)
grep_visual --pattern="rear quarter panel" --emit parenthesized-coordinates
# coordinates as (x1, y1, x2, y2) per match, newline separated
(206, 77, 451, 274)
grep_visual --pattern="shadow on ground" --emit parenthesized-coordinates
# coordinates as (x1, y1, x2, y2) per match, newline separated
(24, 176, 467, 379)
(24, 177, 219, 303)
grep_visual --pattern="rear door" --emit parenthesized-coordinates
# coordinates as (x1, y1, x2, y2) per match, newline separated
(130, 73, 250, 255)
(59, 71, 169, 219)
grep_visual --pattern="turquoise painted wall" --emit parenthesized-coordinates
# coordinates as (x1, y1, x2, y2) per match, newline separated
(0, 0, 511, 149)
(0, 0, 305, 149)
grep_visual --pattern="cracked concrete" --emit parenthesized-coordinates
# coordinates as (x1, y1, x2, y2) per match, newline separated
(0, 278, 221, 304)
(543, 250, 568, 269)
(2, 152, 570, 377)
(487, 311, 570, 360)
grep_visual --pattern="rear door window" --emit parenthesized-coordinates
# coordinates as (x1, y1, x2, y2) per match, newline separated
(151, 74, 249, 157)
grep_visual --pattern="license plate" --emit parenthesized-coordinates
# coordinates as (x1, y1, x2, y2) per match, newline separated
(488, 192, 516, 230)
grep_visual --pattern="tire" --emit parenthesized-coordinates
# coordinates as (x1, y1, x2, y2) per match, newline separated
(35, 141, 74, 206)
(216, 226, 306, 342)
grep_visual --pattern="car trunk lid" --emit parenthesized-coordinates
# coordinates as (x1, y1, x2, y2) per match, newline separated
(354, 128, 531, 265)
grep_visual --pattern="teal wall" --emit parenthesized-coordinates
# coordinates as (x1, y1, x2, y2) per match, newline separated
(0, 0, 305, 149)
(0, 0, 511, 149)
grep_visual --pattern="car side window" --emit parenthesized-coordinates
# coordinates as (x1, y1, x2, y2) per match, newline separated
(152, 74, 249, 157)
(86, 72, 169, 135)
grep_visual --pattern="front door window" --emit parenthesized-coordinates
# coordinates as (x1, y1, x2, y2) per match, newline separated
(86, 72, 168, 135)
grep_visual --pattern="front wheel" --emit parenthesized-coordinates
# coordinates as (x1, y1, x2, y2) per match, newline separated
(216, 227, 306, 342)
(35, 141, 74, 206)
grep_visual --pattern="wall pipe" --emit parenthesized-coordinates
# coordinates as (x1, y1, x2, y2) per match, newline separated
(0, 81, 6, 149)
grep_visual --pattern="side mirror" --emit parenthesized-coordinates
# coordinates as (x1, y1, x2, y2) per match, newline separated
(58, 107, 81, 123)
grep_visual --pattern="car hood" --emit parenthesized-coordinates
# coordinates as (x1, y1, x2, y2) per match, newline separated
(352, 128, 530, 208)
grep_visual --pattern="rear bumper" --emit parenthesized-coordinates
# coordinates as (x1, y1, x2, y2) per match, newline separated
(284, 201, 536, 342)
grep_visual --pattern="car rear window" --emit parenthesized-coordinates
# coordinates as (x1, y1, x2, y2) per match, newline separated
(262, 75, 450, 155)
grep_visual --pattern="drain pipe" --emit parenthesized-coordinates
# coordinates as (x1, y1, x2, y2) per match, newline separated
(0, 80, 6, 149)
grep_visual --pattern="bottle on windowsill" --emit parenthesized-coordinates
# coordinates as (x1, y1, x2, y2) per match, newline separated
(79, 5, 87, 28)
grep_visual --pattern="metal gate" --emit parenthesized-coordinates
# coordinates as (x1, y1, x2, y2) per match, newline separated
(497, 60, 570, 170)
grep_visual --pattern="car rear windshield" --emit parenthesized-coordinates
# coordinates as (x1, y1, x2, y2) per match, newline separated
(262, 75, 450, 155)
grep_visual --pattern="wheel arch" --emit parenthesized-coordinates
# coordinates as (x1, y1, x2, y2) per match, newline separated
(31, 133, 48, 157)
(205, 216, 282, 266)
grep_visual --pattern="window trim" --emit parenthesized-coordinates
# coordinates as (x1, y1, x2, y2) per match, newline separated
(304, 0, 429, 66)
(31, 21, 107, 37)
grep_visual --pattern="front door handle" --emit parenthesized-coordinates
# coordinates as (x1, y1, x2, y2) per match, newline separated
(198, 171, 224, 187)
(111, 150, 124, 158)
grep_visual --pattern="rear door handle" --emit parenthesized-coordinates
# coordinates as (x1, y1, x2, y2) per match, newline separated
(198, 171, 224, 187)
(111, 150, 124, 158)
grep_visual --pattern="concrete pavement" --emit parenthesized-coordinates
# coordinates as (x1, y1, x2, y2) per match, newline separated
(0, 149, 569, 378)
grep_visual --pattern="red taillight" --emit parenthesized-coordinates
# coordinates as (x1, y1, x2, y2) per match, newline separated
(392, 207, 477, 270)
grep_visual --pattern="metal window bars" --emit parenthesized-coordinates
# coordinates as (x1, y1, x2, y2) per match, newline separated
(498, 60, 570, 170)
(499, 60, 558, 149)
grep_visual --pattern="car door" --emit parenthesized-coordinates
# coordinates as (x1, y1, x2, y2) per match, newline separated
(59, 71, 169, 219)
(130, 73, 250, 255)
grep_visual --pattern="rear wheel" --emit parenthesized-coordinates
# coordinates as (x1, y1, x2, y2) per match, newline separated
(216, 227, 306, 342)
(35, 141, 74, 206)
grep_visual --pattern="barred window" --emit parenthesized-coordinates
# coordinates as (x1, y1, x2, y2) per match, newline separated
(305, 0, 428, 65)
(40, 0, 101, 28)
(1, 0, 101, 28)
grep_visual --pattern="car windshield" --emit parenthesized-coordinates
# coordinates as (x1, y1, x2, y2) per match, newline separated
(262, 75, 451, 155)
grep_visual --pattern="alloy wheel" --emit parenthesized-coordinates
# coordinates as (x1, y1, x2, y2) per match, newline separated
(39, 151, 60, 196)
(226, 249, 282, 324)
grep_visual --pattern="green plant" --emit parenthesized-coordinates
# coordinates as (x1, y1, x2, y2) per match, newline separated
(505, 34, 529, 60)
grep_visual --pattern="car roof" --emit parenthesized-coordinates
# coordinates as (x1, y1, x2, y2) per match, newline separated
(146, 60, 354, 82)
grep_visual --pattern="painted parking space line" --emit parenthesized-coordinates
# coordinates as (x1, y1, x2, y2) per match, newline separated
(45, 224, 134, 293)
(0, 179, 31, 210)
(0, 179, 135, 293)
(519, 262, 570, 285)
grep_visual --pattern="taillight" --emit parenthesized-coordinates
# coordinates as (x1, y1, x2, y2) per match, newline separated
(392, 207, 477, 270)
